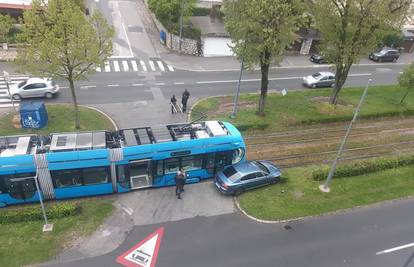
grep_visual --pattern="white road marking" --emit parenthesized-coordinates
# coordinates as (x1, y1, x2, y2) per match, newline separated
(122, 207, 133, 216)
(155, 82, 165, 86)
(149, 60, 156, 71)
(108, 84, 120, 87)
(174, 82, 185, 85)
(167, 65, 175, 72)
(61, 86, 69, 89)
(399, 72, 404, 74)
(104, 61, 111, 72)
(96, 66, 101, 72)
(113, 61, 120, 72)
(0, 98, 16, 103)
(348, 73, 372, 77)
(122, 60, 129, 72)
(157, 61, 165, 72)
(0, 103, 20, 108)
(131, 60, 138, 71)
(196, 79, 238, 84)
(376, 242, 414, 255)
(80, 85, 96, 90)
(121, 22, 134, 58)
(132, 83, 144, 86)
(109, 55, 134, 59)
(140, 60, 147, 72)
(0, 85, 6, 89)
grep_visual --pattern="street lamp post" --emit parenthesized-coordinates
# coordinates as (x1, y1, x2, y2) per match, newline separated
(179, 0, 185, 52)
(231, 58, 244, 118)
(319, 78, 372, 193)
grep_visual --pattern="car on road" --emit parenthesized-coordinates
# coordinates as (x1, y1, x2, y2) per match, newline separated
(302, 71, 335, 88)
(9, 77, 60, 100)
(214, 160, 281, 195)
(309, 53, 327, 64)
(368, 47, 400, 62)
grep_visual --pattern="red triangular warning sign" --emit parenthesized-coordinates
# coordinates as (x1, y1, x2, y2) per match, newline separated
(116, 227, 164, 267)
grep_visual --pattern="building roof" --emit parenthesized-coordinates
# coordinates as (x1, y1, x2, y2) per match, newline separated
(0, 0, 32, 9)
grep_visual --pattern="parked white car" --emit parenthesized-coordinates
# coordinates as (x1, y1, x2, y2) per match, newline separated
(303, 71, 335, 88)
(9, 77, 60, 100)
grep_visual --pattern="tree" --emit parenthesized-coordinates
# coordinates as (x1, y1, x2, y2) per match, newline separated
(148, 0, 195, 30)
(311, 0, 410, 105)
(398, 62, 414, 104)
(17, 0, 114, 129)
(0, 14, 14, 43)
(224, 0, 304, 115)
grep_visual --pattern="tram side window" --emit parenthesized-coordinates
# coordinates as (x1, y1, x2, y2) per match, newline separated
(116, 165, 130, 188)
(51, 169, 82, 188)
(165, 158, 180, 174)
(181, 155, 203, 171)
(83, 167, 109, 185)
(156, 161, 164, 176)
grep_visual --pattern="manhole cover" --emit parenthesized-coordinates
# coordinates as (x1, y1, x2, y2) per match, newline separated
(128, 26, 143, 33)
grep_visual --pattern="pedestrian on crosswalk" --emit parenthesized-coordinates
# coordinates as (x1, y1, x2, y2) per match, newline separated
(181, 89, 190, 113)
(170, 95, 177, 114)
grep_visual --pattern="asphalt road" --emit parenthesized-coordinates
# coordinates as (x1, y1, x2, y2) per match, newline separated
(51, 197, 414, 267)
(45, 63, 405, 105)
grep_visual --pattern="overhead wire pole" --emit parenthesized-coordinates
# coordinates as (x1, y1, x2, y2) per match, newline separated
(319, 78, 372, 193)
(231, 58, 244, 118)
(179, 0, 185, 52)
(34, 168, 53, 232)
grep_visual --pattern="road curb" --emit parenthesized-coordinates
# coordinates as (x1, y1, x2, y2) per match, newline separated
(81, 105, 119, 131)
(233, 192, 414, 224)
(164, 60, 410, 73)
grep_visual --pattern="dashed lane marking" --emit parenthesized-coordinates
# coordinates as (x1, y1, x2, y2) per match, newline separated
(376, 242, 414, 255)
(108, 84, 120, 87)
(167, 65, 175, 72)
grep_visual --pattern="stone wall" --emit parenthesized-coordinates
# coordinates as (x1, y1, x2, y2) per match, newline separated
(166, 33, 200, 56)
(0, 44, 18, 62)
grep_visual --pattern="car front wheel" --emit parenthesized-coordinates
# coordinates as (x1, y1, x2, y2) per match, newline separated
(44, 92, 53, 99)
(12, 94, 21, 100)
(233, 188, 244, 196)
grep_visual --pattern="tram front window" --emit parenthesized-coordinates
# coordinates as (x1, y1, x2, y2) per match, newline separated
(232, 148, 245, 164)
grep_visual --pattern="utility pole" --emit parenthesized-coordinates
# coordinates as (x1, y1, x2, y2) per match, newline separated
(179, 0, 185, 52)
(319, 78, 372, 193)
(230, 58, 244, 118)
(34, 169, 53, 232)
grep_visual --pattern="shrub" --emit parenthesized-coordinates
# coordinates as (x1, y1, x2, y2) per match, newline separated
(312, 155, 414, 181)
(0, 202, 81, 224)
(236, 123, 269, 131)
(192, 7, 211, 16)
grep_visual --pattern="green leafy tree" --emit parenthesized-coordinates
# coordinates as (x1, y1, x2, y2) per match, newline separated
(398, 62, 414, 104)
(148, 0, 195, 30)
(17, 0, 114, 129)
(0, 14, 14, 43)
(311, 0, 410, 105)
(224, 0, 304, 115)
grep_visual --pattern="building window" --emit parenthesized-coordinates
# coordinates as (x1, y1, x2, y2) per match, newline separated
(82, 167, 109, 185)
(51, 169, 82, 188)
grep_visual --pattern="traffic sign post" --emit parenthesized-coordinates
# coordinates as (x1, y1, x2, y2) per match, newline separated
(2, 71, 16, 111)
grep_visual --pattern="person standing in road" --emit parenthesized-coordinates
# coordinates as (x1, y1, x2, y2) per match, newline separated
(170, 95, 177, 114)
(175, 168, 185, 199)
(181, 89, 190, 113)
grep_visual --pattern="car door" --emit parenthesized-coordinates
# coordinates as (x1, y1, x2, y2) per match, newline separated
(318, 76, 328, 87)
(21, 83, 38, 98)
(32, 83, 47, 97)
(328, 75, 335, 87)
(240, 173, 256, 190)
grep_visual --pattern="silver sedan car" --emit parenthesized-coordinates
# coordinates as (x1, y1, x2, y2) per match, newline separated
(303, 71, 335, 88)
(9, 77, 60, 100)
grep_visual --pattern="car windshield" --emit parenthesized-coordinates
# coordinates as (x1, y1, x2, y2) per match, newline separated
(18, 81, 27, 88)
(312, 73, 322, 79)
(253, 161, 269, 174)
(222, 166, 241, 182)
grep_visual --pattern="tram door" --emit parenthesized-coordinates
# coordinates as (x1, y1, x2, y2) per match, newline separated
(4, 176, 36, 201)
(128, 160, 152, 189)
(206, 151, 233, 175)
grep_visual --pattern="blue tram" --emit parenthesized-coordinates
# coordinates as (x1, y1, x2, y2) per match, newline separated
(0, 121, 245, 207)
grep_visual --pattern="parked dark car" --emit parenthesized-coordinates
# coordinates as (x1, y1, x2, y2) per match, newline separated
(214, 160, 281, 195)
(369, 47, 400, 62)
(310, 53, 327, 64)
(302, 71, 335, 88)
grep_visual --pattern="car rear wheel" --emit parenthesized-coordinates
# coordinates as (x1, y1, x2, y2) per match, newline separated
(311, 84, 317, 89)
(331, 83, 335, 88)
(393, 57, 398, 62)
(378, 58, 383, 63)
(234, 188, 244, 196)
(12, 94, 21, 100)
(44, 92, 53, 99)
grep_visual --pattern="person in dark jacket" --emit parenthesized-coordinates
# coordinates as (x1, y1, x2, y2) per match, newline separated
(175, 168, 185, 199)
(171, 95, 177, 114)
(181, 89, 190, 113)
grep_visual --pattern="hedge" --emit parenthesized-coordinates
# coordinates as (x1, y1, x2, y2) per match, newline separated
(0, 202, 81, 224)
(235, 122, 269, 131)
(192, 7, 211, 16)
(312, 155, 414, 181)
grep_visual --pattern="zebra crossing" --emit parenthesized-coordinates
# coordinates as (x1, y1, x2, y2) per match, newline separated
(0, 75, 28, 108)
(96, 58, 174, 73)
